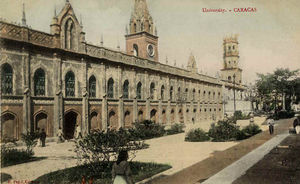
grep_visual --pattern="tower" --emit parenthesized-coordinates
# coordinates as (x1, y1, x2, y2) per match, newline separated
(125, 0, 159, 62)
(221, 35, 242, 84)
(187, 53, 198, 73)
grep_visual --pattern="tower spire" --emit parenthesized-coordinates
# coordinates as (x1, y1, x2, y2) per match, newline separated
(100, 34, 104, 46)
(22, 3, 26, 26)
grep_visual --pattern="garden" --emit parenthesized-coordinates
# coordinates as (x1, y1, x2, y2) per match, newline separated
(185, 118, 262, 142)
(34, 122, 176, 184)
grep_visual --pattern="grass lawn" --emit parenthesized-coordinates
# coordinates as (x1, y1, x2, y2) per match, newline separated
(34, 162, 171, 184)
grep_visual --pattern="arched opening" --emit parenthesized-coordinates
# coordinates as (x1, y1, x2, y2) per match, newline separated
(133, 44, 139, 57)
(177, 87, 181, 100)
(124, 111, 131, 128)
(89, 75, 96, 98)
(34, 68, 45, 96)
(170, 109, 175, 123)
(150, 109, 157, 122)
(108, 111, 117, 129)
(162, 109, 166, 124)
(1, 113, 18, 141)
(34, 112, 48, 135)
(178, 109, 184, 123)
(228, 76, 232, 81)
(1, 63, 13, 95)
(123, 80, 129, 99)
(134, 23, 137, 33)
(65, 71, 75, 97)
(90, 111, 99, 131)
(138, 110, 143, 122)
(64, 111, 78, 139)
(150, 82, 155, 100)
(185, 88, 188, 100)
(137, 82, 142, 99)
(192, 89, 196, 101)
(107, 78, 114, 98)
(170, 86, 173, 101)
(161, 85, 165, 100)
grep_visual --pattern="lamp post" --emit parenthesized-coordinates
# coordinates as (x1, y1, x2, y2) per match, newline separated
(233, 74, 236, 114)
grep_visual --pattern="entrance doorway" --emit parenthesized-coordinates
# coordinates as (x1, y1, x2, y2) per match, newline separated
(64, 111, 78, 139)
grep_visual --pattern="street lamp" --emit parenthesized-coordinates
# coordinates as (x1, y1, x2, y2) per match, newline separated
(233, 74, 236, 114)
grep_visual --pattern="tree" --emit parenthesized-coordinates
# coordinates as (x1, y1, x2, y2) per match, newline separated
(255, 68, 299, 111)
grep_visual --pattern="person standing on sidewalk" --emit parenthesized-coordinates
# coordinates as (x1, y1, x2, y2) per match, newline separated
(40, 129, 47, 147)
(293, 114, 300, 134)
(267, 117, 275, 135)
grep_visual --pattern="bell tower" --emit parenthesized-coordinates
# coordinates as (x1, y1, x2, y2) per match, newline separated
(221, 35, 242, 84)
(125, 0, 159, 62)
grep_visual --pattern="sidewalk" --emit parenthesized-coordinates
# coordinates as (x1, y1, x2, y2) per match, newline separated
(148, 118, 294, 184)
(233, 134, 300, 184)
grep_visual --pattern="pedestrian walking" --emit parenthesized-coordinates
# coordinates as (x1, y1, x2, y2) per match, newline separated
(57, 126, 65, 143)
(112, 150, 134, 184)
(40, 129, 47, 147)
(267, 117, 275, 135)
(293, 114, 300, 134)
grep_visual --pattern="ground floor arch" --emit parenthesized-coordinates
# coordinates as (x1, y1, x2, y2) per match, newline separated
(34, 112, 48, 135)
(64, 110, 80, 139)
(1, 112, 18, 141)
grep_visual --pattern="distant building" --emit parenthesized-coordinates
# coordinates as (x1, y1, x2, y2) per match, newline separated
(0, 0, 249, 141)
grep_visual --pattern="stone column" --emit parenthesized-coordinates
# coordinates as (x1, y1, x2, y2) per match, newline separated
(53, 53, 63, 137)
(81, 58, 89, 135)
(167, 76, 171, 124)
(22, 47, 32, 133)
(158, 98, 162, 124)
(145, 71, 150, 120)
(132, 69, 138, 123)
(118, 66, 124, 128)
(101, 63, 108, 130)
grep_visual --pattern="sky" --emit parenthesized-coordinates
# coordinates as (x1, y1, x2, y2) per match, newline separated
(0, 0, 299, 84)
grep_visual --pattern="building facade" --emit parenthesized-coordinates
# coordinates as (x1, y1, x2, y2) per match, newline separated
(0, 0, 248, 141)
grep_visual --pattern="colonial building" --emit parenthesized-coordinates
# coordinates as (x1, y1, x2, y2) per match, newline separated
(0, 0, 248, 141)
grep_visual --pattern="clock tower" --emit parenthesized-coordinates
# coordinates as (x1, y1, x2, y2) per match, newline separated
(221, 35, 242, 84)
(125, 0, 159, 62)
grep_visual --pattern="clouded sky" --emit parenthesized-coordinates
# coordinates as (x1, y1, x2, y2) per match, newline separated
(1, 0, 299, 83)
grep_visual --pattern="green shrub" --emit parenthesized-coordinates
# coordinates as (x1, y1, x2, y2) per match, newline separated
(166, 123, 185, 135)
(242, 124, 262, 137)
(233, 110, 251, 120)
(75, 128, 146, 176)
(1, 145, 33, 167)
(21, 132, 39, 154)
(208, 119, 240, 142)
(185, 128, 210, 142)
(129, 120, 166, 140)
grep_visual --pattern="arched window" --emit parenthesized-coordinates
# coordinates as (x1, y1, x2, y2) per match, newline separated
(133, 44, 139, 57)
(228, 76, 232, 81)
(65, 19, 76, 50)
(89, 75, 96, 98)
(177, 87, 181, 100)
(34, 68, 45, 96)
(65, 71, 75, 97)
(192, 89, 196, 101)
(1, 64, 13, 95)
(141, 23, 144, 31)
(107, 78, 114, 98)
(134, 23, 137, 33)
(137, 82, 142, 99)
(170, 86, 173, 101)
(185, 88, 188, 100)
(161, 85, 165, 100)
(123, 80, 129, 99)
(150, 82, 155, 99)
